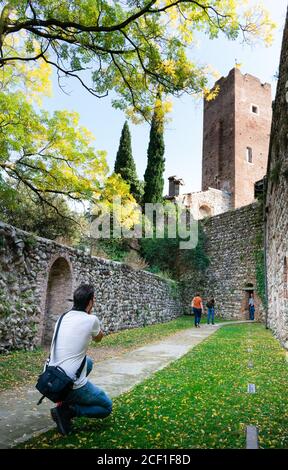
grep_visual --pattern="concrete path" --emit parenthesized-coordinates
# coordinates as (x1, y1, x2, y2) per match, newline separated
(0, 321, 253, 448)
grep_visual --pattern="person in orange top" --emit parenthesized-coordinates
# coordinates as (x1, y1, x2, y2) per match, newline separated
(191, 293, 204, 328)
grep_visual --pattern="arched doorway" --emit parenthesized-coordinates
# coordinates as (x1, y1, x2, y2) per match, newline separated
(242, 283, 255, 319)
(42, 257, 73, 346)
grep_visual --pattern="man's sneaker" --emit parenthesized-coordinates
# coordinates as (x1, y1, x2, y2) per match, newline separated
(51, 403, 74, 436)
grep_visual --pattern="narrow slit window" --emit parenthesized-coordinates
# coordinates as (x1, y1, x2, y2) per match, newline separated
(251, 105, 259, 114)
(246, 147, 253, 163)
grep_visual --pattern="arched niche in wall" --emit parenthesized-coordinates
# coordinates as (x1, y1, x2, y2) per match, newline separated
(42, 257, 73, 346)
(244, 283, 254, 290)
(199, 204, 212, 219)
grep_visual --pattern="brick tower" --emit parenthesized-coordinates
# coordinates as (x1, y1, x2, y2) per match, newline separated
(202, 67, 272, 208)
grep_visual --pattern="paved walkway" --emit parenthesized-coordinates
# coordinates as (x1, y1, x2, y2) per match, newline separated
(0, 321, 252, 448)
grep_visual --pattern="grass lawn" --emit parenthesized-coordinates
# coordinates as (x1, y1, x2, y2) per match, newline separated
(0, 314, 214, 392)
(21, 323, 288, 449)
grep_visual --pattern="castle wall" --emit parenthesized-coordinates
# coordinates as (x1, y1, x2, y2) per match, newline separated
(266, 9, 288, 350)
(181, 203, 265, 320)
(0, 221, 182, 353)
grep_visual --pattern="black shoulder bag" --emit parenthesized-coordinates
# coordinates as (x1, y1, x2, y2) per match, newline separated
(36, 311, 86, 405)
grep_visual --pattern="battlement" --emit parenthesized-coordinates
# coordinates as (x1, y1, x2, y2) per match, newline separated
(213, 67, 271, 91)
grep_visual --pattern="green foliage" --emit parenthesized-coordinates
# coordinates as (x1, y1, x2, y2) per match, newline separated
(0, 182, 85, 242)
(253, 210, 267, 309)
(89, 238, 130, 262)
(0, 2, 275, 119)
(22, 324, 288, 449)
(141, 219, 209, 279)
(0, 41, 136, 220)
(255, 249, 267, 309)
(114, 121, 142, 203)
(143, 98, 165, 204)
(140, 236, 178, 277)
(168, 281, 180, 301)
(180, 223, 210, 274)
(269, 161, 282, 185)
(24, 235, 38, 250)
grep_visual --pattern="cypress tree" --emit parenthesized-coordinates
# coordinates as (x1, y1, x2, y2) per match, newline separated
(114, 121, 141, 202)
(143, 96, 165, 204)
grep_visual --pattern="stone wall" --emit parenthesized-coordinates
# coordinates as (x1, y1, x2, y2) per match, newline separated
(0, 201, 266, 353)
(265, 9, 288, 349)
(0, 221, 182, 353)
(181, 203, 265, 320)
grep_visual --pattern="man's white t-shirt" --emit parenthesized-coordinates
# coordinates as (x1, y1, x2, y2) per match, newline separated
(49, 310, 101, 389)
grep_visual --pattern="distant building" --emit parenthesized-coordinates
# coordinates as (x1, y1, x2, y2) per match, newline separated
(166, 176, 232, 220)
(166, 67, 272, 219)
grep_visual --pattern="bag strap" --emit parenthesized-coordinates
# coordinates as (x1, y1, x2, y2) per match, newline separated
(48, 310, 87, 378)
(75, 355, 86, 379)
(46, 310, 71, 367)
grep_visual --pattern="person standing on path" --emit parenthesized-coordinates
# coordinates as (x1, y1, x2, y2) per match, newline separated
(248, 292, 255, 321)
(207, 298, 215, 325)
(48, 284, 112, 436)
(192, 293, 204, 328)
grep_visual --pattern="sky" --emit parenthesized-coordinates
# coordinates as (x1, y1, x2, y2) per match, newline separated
(42, 0, 288, 196)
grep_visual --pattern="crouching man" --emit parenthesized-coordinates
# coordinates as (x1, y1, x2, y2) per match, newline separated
(49, 283, 112, 435)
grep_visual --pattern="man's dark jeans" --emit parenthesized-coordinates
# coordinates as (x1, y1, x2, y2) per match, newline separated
(193, 308, 202, 327)
(65, 357, 112, 418)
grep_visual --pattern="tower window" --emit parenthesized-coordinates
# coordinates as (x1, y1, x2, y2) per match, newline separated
(251, 105, 259, 115)
(246, 147, 253, 163)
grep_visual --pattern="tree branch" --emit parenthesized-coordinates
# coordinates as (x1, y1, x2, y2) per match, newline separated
(41, 54, 108, 98)
(5, 1, 158, 35)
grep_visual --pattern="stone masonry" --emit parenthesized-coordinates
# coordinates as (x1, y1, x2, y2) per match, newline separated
(202, 68, 272, 209)
(265, 9, 288, 350)
(0, 221, 182, 353)
(0, 200, 265, 353)
(181, 203, 264, 321)
(166, 176, 232, 219)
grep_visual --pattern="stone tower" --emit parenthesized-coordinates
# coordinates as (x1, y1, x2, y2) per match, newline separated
(202, 67, 272, 208)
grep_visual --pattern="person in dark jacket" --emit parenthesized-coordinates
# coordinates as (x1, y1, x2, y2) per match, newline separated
(207, 298, 215, 325)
